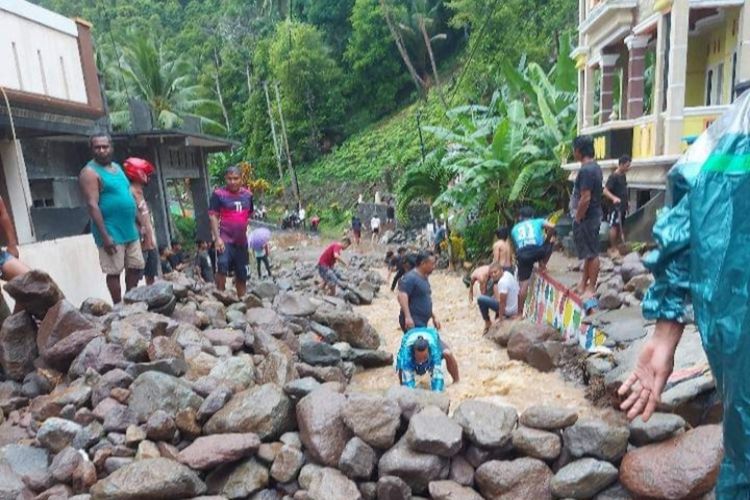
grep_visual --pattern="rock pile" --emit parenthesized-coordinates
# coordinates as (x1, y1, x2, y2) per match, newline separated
(0, 264, 724, 499)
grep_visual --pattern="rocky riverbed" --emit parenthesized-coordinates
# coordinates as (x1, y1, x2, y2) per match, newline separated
(0, 238, 724, 499)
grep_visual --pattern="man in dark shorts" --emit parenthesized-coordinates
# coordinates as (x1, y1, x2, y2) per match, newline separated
(351, 216, 362, 245)
(511, 206, 556, 307)
(604, 155, 631, 256)
(386, 200, 396, 226)
(397, 251, 459, 384)
(209, 165, 253, 297)
(570, 135, 603, 303)
(318, 237, 351, 295)
(195, 240, 214, 283)
(389, 247, 409, 292)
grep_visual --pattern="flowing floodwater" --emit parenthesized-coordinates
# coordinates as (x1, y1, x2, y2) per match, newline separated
(349, 268, 616, 418)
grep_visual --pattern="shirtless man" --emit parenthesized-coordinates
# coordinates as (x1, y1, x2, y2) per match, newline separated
(492, 227, 512, 269)
(467, 265, 491, 303)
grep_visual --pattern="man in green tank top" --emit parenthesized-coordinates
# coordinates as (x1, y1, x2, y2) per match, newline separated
(79, 133, 144, 304)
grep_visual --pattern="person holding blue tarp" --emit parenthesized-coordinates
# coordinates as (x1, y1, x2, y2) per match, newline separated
(619, 88, 750, 497)
(396, 327, 445, 392)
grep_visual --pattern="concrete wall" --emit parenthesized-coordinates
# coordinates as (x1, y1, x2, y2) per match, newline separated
(3, 234, 114, 309)
(0, 1, 88, 103)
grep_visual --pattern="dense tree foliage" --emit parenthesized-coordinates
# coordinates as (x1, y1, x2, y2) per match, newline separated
(35, 0, 580, 244)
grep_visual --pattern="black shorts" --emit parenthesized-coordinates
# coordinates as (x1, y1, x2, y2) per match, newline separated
(608, 207, 625, 227)
(573, 218, 601, 260)
(143, 249, 159, 278)
(373, 228, 380, 235)
(516, 243, 553, 282)
(217, 244, 249, 281)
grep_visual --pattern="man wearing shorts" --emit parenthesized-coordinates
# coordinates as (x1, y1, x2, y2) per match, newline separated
(370, 215, 381, 244)
(318, 237, 351, 295)
(604, 155, 631, 256)
(80, 133, 144, 304)
(351, 216, 362, 245)
(511, 206, 555, 308)
(398, 251, 459, 384)
(124, 157, 158, 285)
(570, 135, 603, 302)
(209, 165, 253, 297)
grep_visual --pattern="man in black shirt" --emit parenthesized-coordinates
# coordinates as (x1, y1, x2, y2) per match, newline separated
(604, 155, 631, 256)
(570, 135, 603, 304)
(397, 251, 459, 383)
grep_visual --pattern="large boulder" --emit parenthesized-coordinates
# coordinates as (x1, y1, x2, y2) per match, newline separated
(428, 480, 483, 500)
(297, 388, 352, 467)
(128, 371, 203, 422)
(506, 322, 560, 371)
(386, 385, 450, 419)
(36, 417, 82, 453)
(205, 457, 268, 498)
(205, 383, 294, 440)
(4, 270, 64, 319)
(628, 412, 686, 446)
(619, 424, 722, 499)
(90, 458, 206, 500)
(299, 341, 342, 366)
(550, 458, 618, 498)
(270, 444, 305, 483)
(312, 306, 380, 349)
(452, 400, 517, 449)
(511, 426, 562, 461)
(342, 393, 401, 449)
(0, 312, 37, 381)
(37, 300, 95, 358)
(378, 440, 449, 494)
(520, 405, 579, 430)
(177, 433, 260, 470)
(405, 406, 463, 457)
(621, 253, 648, 282)
(563, 418, 629, 462)
(308, 467, 362, 500)
(0, 463, 25, 500)
(43, 328, 102, 371)
(124, 283, 174, 310)
(474, 457, 553, 500)
(246, 308, 286, 337)
(69, 337, 128, 378)
(338, 437, 377, 479)
(275, 292, 317, 317)
(376, 475, 411, 500)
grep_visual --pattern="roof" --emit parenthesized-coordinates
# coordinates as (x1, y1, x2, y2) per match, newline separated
(111, 130, 238, 149)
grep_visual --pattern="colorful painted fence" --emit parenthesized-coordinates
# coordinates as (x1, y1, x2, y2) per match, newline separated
(523, 270, 607, 351)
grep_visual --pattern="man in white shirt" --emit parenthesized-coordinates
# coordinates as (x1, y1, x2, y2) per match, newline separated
(298, 205, 306, 229)
(476, 263, 520, 333)
(371, 215, 382, 244)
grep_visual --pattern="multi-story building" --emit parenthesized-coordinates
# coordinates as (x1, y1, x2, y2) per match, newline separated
(567, 0, 750, 215)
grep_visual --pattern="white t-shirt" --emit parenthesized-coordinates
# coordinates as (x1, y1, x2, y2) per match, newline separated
(298, 208, 306, 220)
(371, 217, 381, 230)
(496, 271, 520, 316)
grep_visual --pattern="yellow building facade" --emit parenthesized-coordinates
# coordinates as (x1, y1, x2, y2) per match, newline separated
(568, 0, 750, 194)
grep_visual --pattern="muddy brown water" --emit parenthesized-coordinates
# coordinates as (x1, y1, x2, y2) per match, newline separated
(271, 232, 618, 420)
(349, 267, 619, 420)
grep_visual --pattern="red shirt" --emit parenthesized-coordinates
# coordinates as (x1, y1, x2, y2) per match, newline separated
(319, 242, 343, 268)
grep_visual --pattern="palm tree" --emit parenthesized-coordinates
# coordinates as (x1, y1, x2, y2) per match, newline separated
(106, 33, 225, 133)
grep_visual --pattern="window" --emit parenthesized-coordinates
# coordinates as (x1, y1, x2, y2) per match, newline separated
(716, 63, 724, 105)
(706, 63, 725, 106)
(706, 69, 714, 106)
(30, 180, 54, 208)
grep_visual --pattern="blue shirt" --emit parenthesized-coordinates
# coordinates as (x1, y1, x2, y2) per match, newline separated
(511, 218, 546, 249)
(396, 327, 444, 391)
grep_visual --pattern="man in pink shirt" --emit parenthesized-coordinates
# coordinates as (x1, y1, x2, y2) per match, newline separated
(318, 238, 351, 295)
(209, 166, 253, 297)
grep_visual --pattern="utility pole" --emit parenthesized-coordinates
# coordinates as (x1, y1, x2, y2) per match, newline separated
(274, 82, 301, 207)
(263, 81, 288, 201)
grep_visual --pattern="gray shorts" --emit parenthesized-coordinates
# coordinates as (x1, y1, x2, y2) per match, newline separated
(573, 218, 600, 260)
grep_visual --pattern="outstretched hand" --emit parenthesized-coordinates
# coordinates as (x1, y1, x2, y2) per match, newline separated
(617, 321, 682, 421)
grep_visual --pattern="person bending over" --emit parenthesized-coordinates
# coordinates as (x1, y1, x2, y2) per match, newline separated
(396, 327, 446, 392)
(397, 251, 459, 383)
(511, 206, 556, 309)
(467, 265, 491, 304)
(318, 238, 351, 295)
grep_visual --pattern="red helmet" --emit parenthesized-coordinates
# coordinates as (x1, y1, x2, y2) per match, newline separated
(123, 157, 155, 184)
